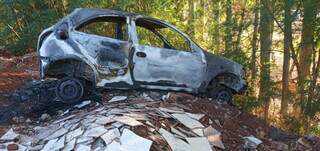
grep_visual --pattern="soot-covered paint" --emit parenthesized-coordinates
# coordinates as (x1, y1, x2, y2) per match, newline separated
(37, 8, 246, 94)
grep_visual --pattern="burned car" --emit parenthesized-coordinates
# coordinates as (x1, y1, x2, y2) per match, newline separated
(37, 8, 246, 104)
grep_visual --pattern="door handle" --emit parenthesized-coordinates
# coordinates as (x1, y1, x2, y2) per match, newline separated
(136, 52, 146, 58)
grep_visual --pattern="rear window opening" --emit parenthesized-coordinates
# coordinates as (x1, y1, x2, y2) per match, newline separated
(76, 16, 128, 41)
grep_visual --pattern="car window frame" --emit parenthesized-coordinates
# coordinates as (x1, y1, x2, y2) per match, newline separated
(135, 25, 170, 48)
(133, 17, 195, 53)
(72, 15, 130, 42)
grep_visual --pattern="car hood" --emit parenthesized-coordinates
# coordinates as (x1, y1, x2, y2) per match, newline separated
(203, 51, 244, 77)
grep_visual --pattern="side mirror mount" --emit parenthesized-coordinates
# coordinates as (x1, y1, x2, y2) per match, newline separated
(57, 29, 68, 40)
(56, 22, 69, 40)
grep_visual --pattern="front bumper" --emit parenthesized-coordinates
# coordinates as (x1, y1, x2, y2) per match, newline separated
(235, 79, 247, 94)
(238, 82, 247, 94)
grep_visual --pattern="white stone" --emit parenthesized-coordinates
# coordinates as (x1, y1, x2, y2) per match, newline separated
(51, 136, 65, 151)
(172, 113, 204, 129)
(186, 113, 205, 120)
(53, 115, 76, 124)
(66, 127, 83, 142)
(0, 128, 18, 141)
(74, 100, 91, 109)
(170, 127, 187, 138)
(159, 107, 184, 113)
(158, 128, 191, 151)
(19, 135, 34, 146)
(120, 129, 152, 151)
(108, 96, 127, 103)
(95, 115, 115, 125)
(41, 138, 58, 151)
(77, 136, 94, 144)
(62, 138, 76, 151)
(114, 116, 143, 126)
(204, 126, 225, 149)
(105, 141, 121, 151)
(44, 128, 68, 141)
(243, 136, 262, 149)
(111, 122, 123, 128)
(186, 137, 212, 151)
(75, 144, 91, 151)
(100, 128, 120, 145)
(83, 126, 108, 138)
(123, 112, 149, 121)
(192, 128, 204, 137)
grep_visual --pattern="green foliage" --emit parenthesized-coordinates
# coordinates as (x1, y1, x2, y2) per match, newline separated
(0, 0, 256, 57)
(223, 49, 250, 68)
(0, 0, 64, 54)
(282, 115, 305, 135)
(234, 95, 262, 112)
(310, 127, 320, 136)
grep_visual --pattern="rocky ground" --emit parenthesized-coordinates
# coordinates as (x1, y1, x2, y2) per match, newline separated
(0, 51, 319, 151)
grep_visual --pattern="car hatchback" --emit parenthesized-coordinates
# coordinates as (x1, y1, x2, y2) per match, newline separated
(37, 8, 246, 104)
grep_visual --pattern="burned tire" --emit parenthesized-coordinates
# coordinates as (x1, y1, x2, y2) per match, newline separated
(209, 85, 233, 104)
(56, 77, 84, 104)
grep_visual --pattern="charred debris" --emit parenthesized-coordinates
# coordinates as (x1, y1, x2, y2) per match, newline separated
(1, 88, 319, 150)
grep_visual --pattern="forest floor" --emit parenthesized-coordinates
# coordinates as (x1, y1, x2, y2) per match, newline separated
(0, 51, 319, 151)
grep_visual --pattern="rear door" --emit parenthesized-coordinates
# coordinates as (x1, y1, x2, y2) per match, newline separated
(131, 18, 205, 90)
(70, 16, 133, 86)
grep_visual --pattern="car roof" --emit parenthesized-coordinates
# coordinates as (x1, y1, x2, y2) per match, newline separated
(60, 8, 191, 41)
(67, 8, 163, 27)
(72, 8, 140, 18)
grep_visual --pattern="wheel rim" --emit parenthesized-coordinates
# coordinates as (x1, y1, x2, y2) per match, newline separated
(57, 78, 84, 103)
(216, 90, 231, 103)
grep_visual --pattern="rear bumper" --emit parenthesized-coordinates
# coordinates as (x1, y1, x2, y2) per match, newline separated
(39, 56, 50, 80)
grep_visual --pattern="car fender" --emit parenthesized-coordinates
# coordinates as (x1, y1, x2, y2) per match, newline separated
(203, 67, 246, 94)
(41, 54, 98, 84)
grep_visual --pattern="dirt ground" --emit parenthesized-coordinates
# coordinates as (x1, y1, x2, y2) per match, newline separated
(0, 50, 319, 151)
(0, 50, 38, 93)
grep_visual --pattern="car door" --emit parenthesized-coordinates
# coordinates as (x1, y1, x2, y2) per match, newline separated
(70, 16, 133, 86)
(131, 18, 205, 90)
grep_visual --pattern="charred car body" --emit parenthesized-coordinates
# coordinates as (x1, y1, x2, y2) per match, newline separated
(37, 8, 246, 104)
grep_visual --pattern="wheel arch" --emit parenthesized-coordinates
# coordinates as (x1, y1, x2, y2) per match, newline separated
(207, 72, 242, 93)
(43, 56, 97, 85)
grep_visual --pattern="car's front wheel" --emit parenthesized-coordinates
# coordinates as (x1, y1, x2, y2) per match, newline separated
(209, 85, 233, 104)
(56, 77, 84, 104)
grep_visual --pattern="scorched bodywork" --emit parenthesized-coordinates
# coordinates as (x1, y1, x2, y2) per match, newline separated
(37, 8, 246, 104)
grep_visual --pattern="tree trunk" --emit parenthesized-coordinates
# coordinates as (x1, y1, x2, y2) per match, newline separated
(235, 6, 246, 53)
(299, 0, 316, 111)
(188, 0, 195, 38)
(199, 0, 206, 43)
(307, 49, 320, 109)
(293, 0, 317, 133)
(259, 0, 274, 120)
(251, 0, 259, 81)
(280, 0, 293, 115)
(212, 0, 221, 53)
(224, 0, 232, 52)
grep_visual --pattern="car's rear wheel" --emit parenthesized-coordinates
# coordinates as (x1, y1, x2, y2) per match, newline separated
(56, 77, 84, 104)
(209, 85, 233, 105)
